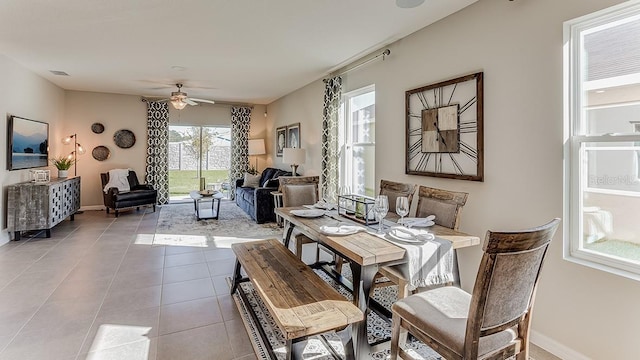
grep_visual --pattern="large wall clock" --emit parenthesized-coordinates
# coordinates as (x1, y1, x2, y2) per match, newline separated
(405, 72, 484, 181)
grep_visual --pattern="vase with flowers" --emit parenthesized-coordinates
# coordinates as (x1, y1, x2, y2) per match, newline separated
(50, 156, 75, 178)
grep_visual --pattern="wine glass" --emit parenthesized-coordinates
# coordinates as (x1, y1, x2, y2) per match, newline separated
(374, 195, 389, 234)
(396, 196, 409, 226)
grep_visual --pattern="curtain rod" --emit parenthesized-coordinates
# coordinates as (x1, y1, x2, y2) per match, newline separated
(324, 49, 391, 82)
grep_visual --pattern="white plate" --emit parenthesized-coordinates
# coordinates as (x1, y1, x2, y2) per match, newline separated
(387, 227, 435, 243)
(319, 225, 363, 236)
(290, 209, 326, 218)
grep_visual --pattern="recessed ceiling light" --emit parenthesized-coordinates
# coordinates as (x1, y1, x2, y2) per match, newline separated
(396, 0, 425, 8)
(171, 66, 186, 71)
(49, 70, 69, 76)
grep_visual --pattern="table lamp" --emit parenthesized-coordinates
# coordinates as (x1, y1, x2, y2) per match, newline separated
(283, 148, 306, 176)
(248, 139, 266, 172)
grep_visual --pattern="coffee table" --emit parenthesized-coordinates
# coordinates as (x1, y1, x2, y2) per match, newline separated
(189, 190, 224, 220)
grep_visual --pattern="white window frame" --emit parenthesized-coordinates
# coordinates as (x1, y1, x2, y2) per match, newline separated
(339, 85, 375, 196)
(564, 1, 640, 281)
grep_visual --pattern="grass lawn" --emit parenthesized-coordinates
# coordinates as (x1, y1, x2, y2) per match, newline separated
(169, 170, 230, 195)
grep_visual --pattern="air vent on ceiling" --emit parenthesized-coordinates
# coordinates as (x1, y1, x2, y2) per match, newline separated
(49, 70, 69, 76)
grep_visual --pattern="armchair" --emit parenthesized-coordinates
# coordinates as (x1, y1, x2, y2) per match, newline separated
(101, 170, 157, 217)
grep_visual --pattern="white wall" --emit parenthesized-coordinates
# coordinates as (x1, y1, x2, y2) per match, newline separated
(268, 0, 640, 358)
(0, 55, 65, 246)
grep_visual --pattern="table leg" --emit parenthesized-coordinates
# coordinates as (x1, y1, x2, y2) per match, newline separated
(349, 262, 378, 360)
(283, 222, 295, 249)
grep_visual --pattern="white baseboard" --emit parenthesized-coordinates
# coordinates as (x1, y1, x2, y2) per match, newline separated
(531, 330, 591, 360)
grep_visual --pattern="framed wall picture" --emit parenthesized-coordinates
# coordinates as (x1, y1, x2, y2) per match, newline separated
(405, 72, 484, 181)
(276, 126, 287, 157)
(286, 123, 300, 148)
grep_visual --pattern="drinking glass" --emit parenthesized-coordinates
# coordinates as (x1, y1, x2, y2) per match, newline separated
(339, 186, 352, 214)
(396, 196, 409, 226)
(374, 195, 389, 234)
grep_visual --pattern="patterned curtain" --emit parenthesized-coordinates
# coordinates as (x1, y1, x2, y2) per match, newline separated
(321, 76, 342, 201)
(145, 101, 170, 204)
(229, 106, 252, 199)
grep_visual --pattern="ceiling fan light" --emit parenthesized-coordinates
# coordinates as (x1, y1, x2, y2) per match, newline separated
(171, 99, 187, 110)
(396, 0, 425, 8)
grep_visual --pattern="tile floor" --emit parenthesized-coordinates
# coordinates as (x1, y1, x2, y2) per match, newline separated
(0, 205, 561, 360)
(0, 207, 254, 360)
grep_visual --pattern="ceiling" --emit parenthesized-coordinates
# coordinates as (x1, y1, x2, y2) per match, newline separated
(0, 0, 477, 105)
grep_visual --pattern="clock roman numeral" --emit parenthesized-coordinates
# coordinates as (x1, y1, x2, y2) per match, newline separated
(414, 152, 432, 171)
(448, 153, 465, 175)
(460, 140, 478, 161)
(417, 92, 431, 110)
(459, 97, 476, 114)
(459, 120, 477, 133)
(446, 83, 457, 106)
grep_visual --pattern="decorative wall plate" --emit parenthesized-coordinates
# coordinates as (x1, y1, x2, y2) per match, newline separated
(113, 129, 136, 148)
(92, 145, 111, 161)
(91, 122, 105, 134)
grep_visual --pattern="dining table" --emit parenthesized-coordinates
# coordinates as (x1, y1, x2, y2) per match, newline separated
(274, 206, 480, 359)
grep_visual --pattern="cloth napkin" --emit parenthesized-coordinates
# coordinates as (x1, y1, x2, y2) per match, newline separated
(399, 215, 436, 228)
(384, 228, 454, 291)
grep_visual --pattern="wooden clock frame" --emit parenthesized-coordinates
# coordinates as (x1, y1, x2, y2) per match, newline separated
(405, 72, 484, 181)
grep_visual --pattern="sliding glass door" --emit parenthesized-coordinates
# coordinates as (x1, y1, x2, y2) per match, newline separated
(168, 125, 231, 202)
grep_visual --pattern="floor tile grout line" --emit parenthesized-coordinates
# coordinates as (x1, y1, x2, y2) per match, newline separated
(73, 212, 149, 360)
(0, 221, 110, 357)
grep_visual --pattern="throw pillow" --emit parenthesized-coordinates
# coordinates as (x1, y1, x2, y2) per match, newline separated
(242, 172, 261, 188)
(264, 178, 280, 188)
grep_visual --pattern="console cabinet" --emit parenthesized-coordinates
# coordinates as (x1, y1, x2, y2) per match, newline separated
(7, 177, 81, 240)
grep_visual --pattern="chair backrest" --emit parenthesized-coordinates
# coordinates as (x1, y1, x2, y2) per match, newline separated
(279, 176, 319, 207)
(464, 218, 561, 359)
(415, 186, 468, 230)
(379, 180, 417, 214)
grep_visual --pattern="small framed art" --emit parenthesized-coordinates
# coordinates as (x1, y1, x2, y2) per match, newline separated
(276, 126, 287, 157)
(286, 123, 300, 148)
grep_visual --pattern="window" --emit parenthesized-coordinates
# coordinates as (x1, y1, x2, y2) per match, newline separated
(339, 85, 375, 196)
(564, 2, 640, 279)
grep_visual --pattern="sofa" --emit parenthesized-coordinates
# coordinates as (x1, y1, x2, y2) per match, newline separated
(235, 167, 291, 223)
(101, 170, 158, 217)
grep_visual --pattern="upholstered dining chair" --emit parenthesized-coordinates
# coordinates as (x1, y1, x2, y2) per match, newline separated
(375, 185, 469, 299)
(380, 179, 418, 219)
(390, 218, 560, 360)
(279, 176, 320, 261)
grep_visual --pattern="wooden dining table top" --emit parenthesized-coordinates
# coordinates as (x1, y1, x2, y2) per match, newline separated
(275, 207, 481, 267)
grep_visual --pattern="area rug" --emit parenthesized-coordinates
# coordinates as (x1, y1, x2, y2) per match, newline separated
(156, 200, 283, 240)
(231, 266, 442, 360)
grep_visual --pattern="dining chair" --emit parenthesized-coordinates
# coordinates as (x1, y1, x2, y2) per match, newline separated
(279, 176, 320, 261)
(375, 185, 469, 299)
(379, 179, 418, 218)
(390, 218, 560, 360)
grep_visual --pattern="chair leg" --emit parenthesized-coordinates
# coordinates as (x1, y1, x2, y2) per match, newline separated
(115, 210, 119, 218)
(153, 204, 156, 212)
(397, 278, 410, 301)
(391, 314, 406, 360)
(136, 206, 140, 211)
(106, 208, 109, 214)
(335, 255, 343, 274)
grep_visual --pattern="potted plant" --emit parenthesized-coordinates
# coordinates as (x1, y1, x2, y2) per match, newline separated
(50, 156, 75, 178)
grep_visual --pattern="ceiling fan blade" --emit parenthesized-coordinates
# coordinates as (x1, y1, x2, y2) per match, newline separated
(184, 98, 198, 106)
(190, 98, 216, 105)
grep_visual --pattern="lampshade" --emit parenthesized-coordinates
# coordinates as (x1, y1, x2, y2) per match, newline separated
(248, 139, 266, 156)
(283, 148, 306, 165)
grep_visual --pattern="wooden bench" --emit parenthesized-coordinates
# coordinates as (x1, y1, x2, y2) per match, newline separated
(231, 239, 363, 360)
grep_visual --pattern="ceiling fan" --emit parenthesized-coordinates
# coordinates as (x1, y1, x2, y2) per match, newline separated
(161, 83, 216, 110)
